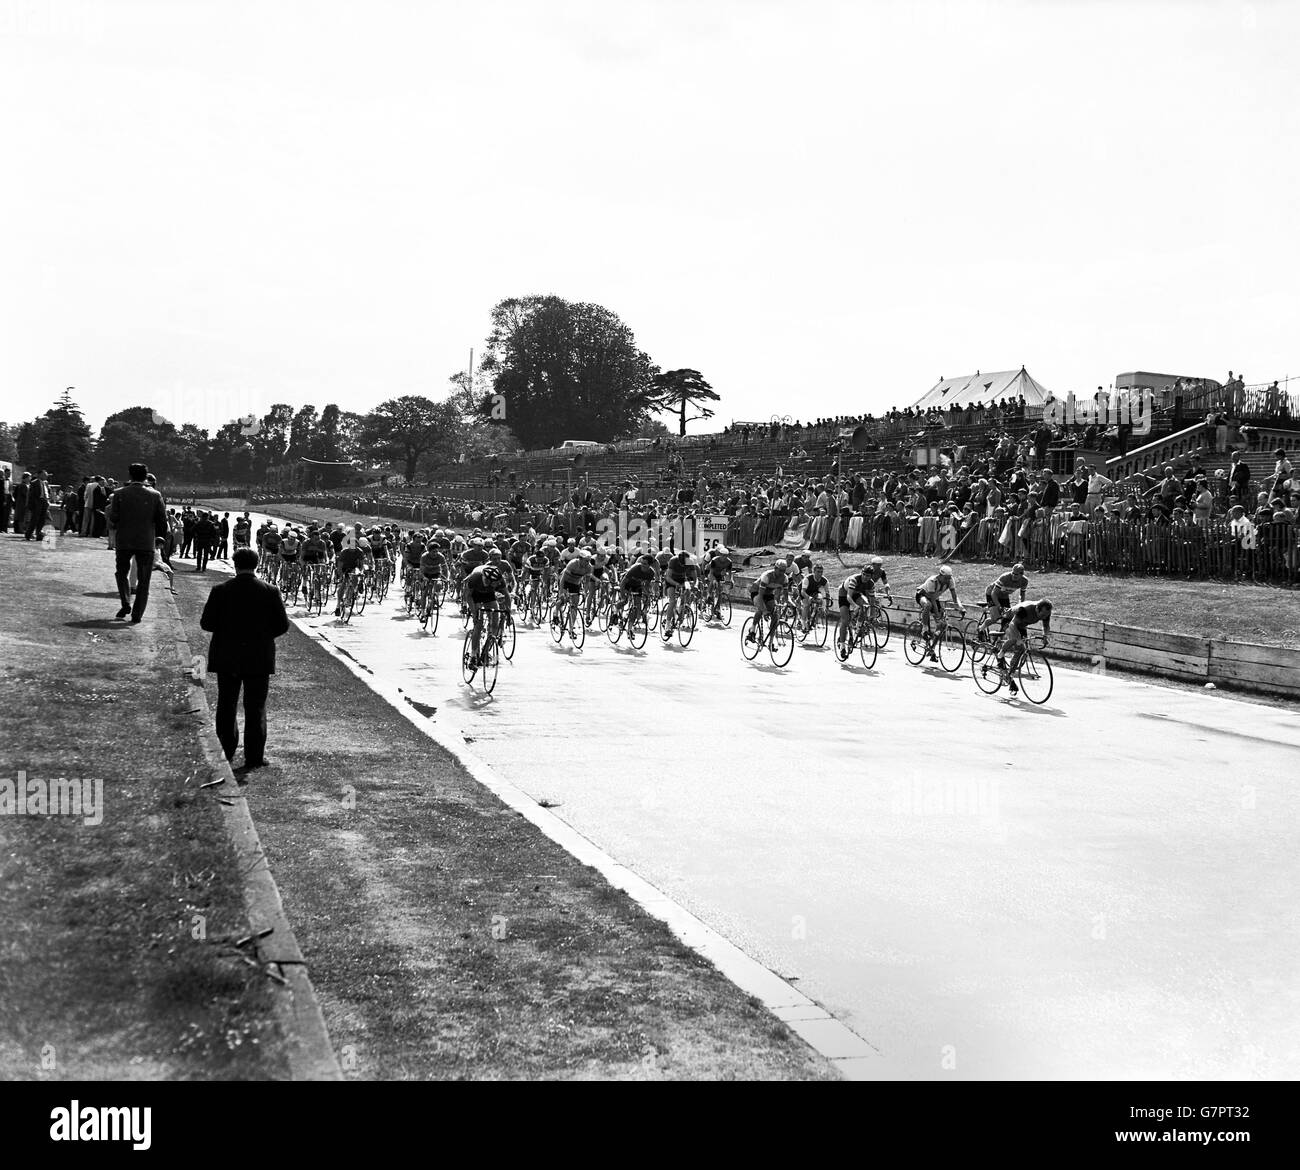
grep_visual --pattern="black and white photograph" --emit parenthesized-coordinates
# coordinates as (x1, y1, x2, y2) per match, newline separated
(1, 0, 1293, 1151)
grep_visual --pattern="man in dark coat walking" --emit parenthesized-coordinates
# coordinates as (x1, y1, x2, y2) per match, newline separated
(200, 547, 290, 771)
(106, 463, 168, 622)
(11, 473, 30, 537)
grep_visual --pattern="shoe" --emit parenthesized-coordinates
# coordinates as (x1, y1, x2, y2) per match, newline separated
(115, 607, 131, 619)
(837, 644, 849, 661)
(1007, 682, 1019, 696)
(928, 653, 938, 662)
(130, 616, 142, 624)
(242, 758, 270, 770)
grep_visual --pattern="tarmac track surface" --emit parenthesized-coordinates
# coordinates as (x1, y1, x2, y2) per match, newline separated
(239, 514, 1300, 1079)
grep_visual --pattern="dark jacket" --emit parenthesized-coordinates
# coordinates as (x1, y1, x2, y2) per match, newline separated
(1041, 478, 1061, 510)
(107, 482, 168, 551)
(200, 573, 290, 677)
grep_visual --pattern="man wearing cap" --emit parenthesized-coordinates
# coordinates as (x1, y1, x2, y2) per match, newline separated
(107, 462, 168, 623)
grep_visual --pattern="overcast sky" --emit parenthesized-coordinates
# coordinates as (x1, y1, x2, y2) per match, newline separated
(3, 0, 1296, 435)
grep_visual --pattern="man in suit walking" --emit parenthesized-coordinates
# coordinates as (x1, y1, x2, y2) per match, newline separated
(24, 470, 51, 541)
(107, 463, 169, 623)
(12, 473, 30, 537)
(200, 547, 290, 771)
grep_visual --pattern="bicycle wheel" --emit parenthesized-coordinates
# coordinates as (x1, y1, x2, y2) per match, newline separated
(871, 605, 891, 649)
(461, 640, 478, 684)
(768, 619, 795, 668)
(658, 600, 674, 643)
(341, 581, 357, 622)
(607, 605, 624, 644)
(716, 594, 732, 627)
(740, 616, 761, 660)
(902, 620, 928, 665)
(501, 614, 516, 661)
(646, 592, 659, 631)
(810, 605, 829, 647)
(857, 620, 878, 669)
(569, 606, 586, 649)
(549, 602, 565, 643)
(1017, 647, 1054, 705)
(938, 626, 966, 672)
(482, 641, 500, 694)
(594, 590, 610, 632)
(627, 607, 648, 649)
(972, 651, 1004, 695)
(677, 605, 695, 647)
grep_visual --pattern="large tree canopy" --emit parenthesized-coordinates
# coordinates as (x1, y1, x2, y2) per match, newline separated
(360, 395, 458, 483)
(479, 295, 658, 448)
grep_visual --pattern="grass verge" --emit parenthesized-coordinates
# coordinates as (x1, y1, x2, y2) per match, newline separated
(0, 533, 288, 1079)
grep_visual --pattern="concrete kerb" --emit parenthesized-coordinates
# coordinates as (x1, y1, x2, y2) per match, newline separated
(161, 586, 342, 1082)
(300, 622, 884, 1079)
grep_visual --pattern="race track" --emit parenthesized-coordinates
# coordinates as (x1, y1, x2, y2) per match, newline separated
(238, 514, 1300, 1080)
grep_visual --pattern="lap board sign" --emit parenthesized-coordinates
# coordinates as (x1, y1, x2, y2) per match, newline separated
(699, 514, 729, 554)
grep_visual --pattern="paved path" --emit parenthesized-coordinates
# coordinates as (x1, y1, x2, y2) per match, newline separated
(240, 514, 1300, 1079)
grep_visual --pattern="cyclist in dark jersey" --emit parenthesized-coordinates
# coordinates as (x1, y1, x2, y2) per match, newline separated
(996, 600, 1053, 695)
(836, 569, 875, 658)
(614, 555, 658, 626)
(465, 563, 509, 665)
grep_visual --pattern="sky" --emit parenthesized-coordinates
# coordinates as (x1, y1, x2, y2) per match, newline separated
(3, 0, 1297, 436)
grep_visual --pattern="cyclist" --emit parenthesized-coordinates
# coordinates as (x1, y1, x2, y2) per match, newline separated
(557, 549, 593, 629)
(986, 563, 1029, 632)
(915, 565, 965, 662)
(746, 559, 791, 644)
(487, 547, 516, 610)
(260, 523, 282, 578)
(614, 553, 659, 626)
(661, 548, 696, 632)
(233, 515, 251, 550)
(799, 560, 831, 636)
(465, 561, 509, 665)
(333, 540, 366, 616)
(403, 529, 426, 587)
(835, 568, 874, 659)
(705, 544, 734, 620)
(996, 599, 1053, 696)
(280, 526, 300, 564)
(301, 527, 328, 565)
(418, 539, 447, 606)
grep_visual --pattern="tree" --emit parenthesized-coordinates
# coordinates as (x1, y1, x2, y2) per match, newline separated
(36, 388, 93, 485)
(360, 396, 458, 483)
(649, 368, 720, 436)
(0, 422, 18, 462)
(250, 404, 293, 478)
(16, 420, 43, 467)
(288, 404, 319, 460)
(478, 295, 658, 448)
